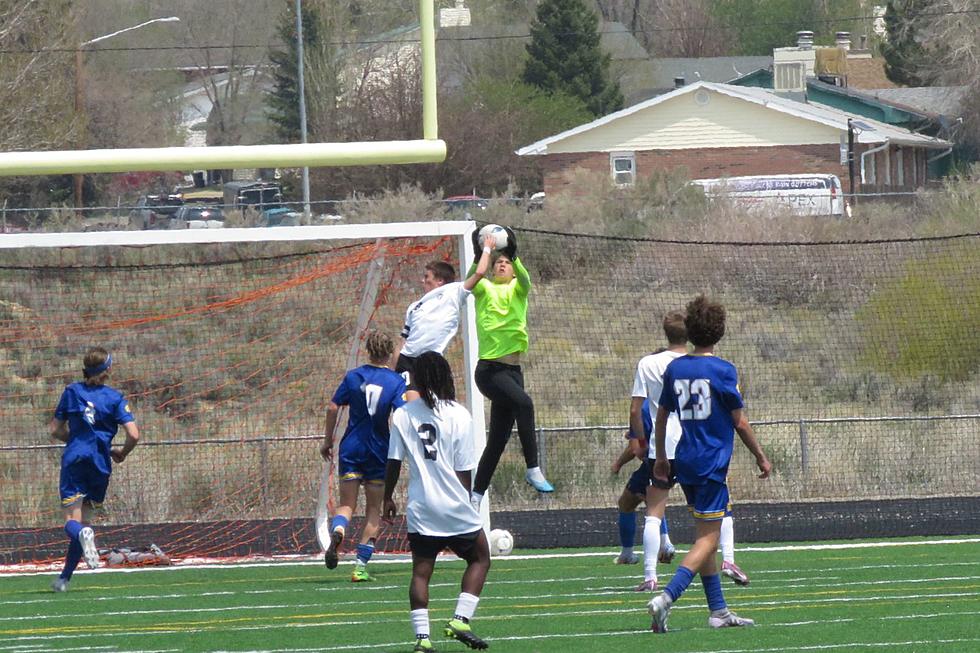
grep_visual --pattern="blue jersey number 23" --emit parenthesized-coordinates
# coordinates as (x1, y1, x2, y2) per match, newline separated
(674, 379, 712, 420)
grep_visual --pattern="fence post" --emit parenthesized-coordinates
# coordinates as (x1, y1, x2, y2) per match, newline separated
(799, 419, 809, 473)
(259, 438, 269, 505)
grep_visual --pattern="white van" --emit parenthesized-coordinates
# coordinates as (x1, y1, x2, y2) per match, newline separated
(690, 174, 850, 217)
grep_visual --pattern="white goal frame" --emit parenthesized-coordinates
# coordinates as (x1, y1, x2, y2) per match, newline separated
(2, 220, 490, 535)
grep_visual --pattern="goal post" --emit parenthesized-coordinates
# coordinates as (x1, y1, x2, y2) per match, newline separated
(0, 220, 487, 563)
(0, 0, 445, 177)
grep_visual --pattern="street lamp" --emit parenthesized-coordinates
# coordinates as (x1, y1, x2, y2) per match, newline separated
(74, 17, 181, 212)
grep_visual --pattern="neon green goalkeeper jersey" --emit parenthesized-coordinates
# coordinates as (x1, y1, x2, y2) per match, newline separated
(468, 257, 531, 359)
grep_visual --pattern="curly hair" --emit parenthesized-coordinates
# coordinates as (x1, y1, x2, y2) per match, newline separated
(684, 295, 726, 348)
(413, 351, 456, 409)
(364, 331, 395, 363)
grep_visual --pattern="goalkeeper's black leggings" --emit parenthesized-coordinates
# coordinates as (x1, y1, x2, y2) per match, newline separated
(473, 359, 538, 495)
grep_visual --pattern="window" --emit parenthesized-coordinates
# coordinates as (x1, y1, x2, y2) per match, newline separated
(610, 152, 636, 186)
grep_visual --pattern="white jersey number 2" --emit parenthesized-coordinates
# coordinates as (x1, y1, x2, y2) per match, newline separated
(674, 379, 712, 420)
(418, 423, 438, 461)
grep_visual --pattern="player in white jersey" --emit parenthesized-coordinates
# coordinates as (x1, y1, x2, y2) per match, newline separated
(394, 260, 486, 401)
(631, 311, 688, 591)
(384, 351, 491, 652)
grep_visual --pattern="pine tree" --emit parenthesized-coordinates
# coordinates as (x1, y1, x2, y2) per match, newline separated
(881, 1, 930, 87)
(267, 1, 323, 142)
(522, 0, 623, 117)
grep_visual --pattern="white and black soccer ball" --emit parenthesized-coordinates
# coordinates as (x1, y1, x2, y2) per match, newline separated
(489, 528, 514, 556)
(478, 224, 509, 251)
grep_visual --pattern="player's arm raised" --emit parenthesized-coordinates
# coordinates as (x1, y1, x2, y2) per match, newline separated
(733, 408, 771, 479)
(463, 234, 495, 291)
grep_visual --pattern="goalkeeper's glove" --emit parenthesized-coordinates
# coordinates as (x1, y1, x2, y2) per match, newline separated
(502, 226, 518, 260)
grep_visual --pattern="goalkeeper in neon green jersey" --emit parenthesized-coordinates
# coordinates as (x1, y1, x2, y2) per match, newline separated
(467, 227, 553, 512)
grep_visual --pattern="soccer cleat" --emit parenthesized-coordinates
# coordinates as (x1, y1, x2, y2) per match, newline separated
(613, 552, 639, 565)
(413, 636, 436, 652)
(658, 542, 676, 564)
(524, 469, 554, 493)
(444, 618, 489, 650)
(50, 578, 69, 592)
(79, 527, 100, 569)
(722, 560, 750, 586)
(647, 593, 671, 633)
(634, 578, 658, 592)
(324, 529, 344, 569)
(708, 609, 755, 628)
(350, 567, 374, 583)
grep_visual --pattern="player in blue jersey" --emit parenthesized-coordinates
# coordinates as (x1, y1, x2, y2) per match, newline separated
(611, 398, 674, 567)
(320, 331, 407, 582)
(49, 347, 140, 592)
(647, 296, 771, 632)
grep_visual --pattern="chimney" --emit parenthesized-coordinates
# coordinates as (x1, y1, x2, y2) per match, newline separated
(674, 76, 685, 88)
(859, 34, 868, 49)
(796, 30, 814, 49)
(835, 31, 851, 51)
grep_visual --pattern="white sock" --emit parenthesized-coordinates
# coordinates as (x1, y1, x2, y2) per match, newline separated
(525, 466, 546, 482)
(410, 608, 430, 638)
(643, 516, 661, 582)
(454, 592, 480, 621)
(720, 515, 735, 563)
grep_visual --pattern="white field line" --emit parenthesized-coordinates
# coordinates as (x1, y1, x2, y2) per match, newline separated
(3, 536, 979, 577)
(3, 567, 979, 610)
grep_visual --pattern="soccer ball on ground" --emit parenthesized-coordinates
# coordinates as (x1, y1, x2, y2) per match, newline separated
(478, 224, 509, 251)
(489, 528, 514, 556)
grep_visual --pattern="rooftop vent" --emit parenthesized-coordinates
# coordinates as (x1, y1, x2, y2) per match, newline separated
(796, 30, 814, 49)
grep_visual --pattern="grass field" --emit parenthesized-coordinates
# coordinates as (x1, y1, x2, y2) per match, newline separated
(1, 537, 978, 653)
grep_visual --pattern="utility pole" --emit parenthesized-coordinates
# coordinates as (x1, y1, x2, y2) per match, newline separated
(296, 0, 312, 221)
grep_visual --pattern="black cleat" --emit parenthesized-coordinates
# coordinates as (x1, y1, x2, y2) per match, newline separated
(324, 529, 343, 569)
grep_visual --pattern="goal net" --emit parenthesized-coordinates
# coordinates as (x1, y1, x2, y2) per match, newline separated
(0, 222, 481, 565)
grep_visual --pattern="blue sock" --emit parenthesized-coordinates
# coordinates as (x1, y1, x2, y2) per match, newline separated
(61, 521, 85, 581)
(701, 573, 727, 611)
(65, 520, 83, 541)
(356, 542, 375, 565)
(660, 516, 669, 535)
(664, 565, 696, 602)
(618, 512, 636, 548)
(330, 514, 349, 534)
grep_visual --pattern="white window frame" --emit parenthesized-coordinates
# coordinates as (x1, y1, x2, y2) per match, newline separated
(867, 151, 877, 185)
(896, 148, 905, 187)
(610, 151, 636, 186)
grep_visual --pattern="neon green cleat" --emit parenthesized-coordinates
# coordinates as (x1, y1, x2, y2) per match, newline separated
(413, 636, 436, 652)
(350, 567, 374, 583)
(444, 618, 488, 650)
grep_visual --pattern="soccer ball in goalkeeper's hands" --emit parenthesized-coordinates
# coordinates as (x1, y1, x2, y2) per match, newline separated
(478, 224, 509, 251)
(489, 528, 514, 556)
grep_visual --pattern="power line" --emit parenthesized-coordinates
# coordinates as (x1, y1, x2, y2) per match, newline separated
(1, 9, 978, 55)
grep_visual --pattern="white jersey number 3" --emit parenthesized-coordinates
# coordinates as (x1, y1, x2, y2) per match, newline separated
(674, 379, 712, 420)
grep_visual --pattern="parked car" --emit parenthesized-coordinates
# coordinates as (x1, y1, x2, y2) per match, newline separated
(443, 195, 488, 216)
(223, 181, 300, 226)
(526, 192, 546, 212)
(689, 174, 850, 217)
(129, 194, 183, 230)
(170, 205, 225, 229)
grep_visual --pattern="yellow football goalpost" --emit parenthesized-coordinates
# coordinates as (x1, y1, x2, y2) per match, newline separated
(0, 0, 445, 176)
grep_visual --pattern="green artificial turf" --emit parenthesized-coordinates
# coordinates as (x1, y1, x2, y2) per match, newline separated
(1, 537, 978, 652)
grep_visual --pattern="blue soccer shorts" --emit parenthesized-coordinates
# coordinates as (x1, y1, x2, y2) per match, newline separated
(60, 459, 109, 508)
(625, 461, 651, 497)
(680, 480, 731, 521)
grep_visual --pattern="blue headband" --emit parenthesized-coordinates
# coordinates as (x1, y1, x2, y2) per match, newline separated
(84, 353, 112, 377)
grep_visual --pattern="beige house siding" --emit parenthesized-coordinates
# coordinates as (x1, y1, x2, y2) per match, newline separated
(546, 91, 842, 153)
